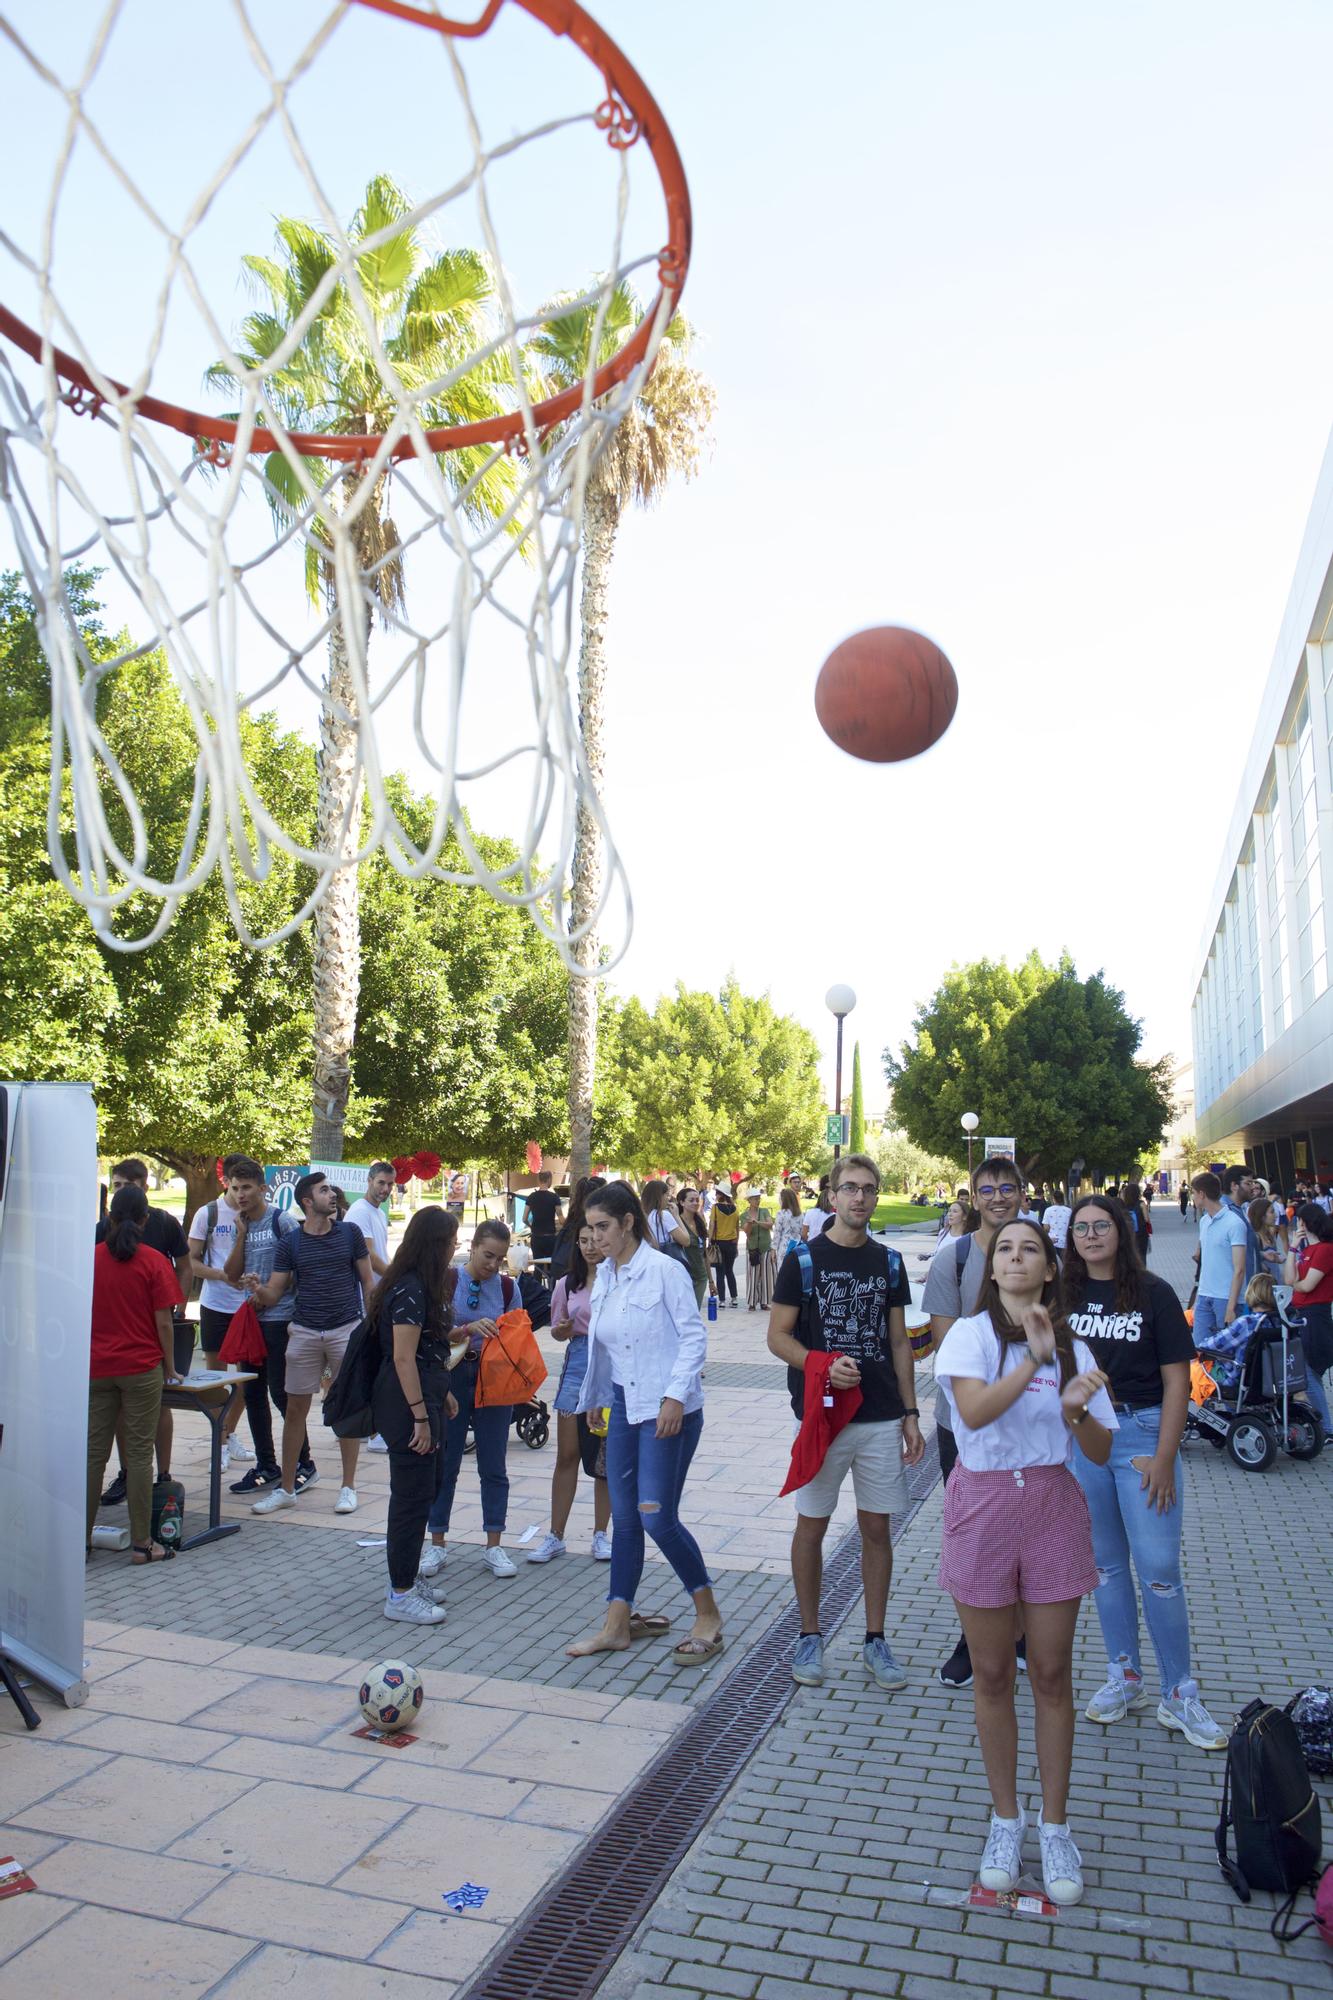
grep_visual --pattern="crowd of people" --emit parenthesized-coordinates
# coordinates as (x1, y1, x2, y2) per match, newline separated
(86, 1141, 1327, 1912)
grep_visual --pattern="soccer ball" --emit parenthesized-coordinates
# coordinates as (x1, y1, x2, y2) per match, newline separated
(358, 1659, 424, 1733)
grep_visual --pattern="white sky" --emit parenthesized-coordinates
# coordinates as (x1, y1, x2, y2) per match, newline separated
(3, 1, 1331, 1114)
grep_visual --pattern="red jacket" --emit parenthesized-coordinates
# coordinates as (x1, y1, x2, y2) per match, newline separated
(780, 1351, 863, 1496)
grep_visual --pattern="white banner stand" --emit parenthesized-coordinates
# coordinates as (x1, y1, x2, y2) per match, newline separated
(0, 1081, 96, 1709)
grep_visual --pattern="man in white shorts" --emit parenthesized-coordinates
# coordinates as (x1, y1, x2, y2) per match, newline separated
(247, 1172, 373, 1517)
(767, 1153, 923, 1692)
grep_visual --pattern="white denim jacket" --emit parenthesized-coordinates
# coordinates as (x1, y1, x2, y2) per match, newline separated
(576, 1239, 707, 1424)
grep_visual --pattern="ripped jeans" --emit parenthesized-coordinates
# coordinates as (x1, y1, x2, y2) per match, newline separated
(605, 1385, 710, 1607)
(1072, 1405, 1192, 1694)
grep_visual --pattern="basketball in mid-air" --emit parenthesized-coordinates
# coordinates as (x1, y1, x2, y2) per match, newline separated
(814, 626, 958, 763)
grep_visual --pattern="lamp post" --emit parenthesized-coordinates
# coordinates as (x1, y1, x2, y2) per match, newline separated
(961, 1110, 979, 1180)
(825, 985, 857, 1161)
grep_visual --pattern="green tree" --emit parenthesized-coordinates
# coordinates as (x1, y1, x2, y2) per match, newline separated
(530, 289, 715, 1182)
(885, 952, 1172, 1186)
(612, 979, 822, 1179)
(849, 1041, 865, 1152)
(873, 1130, 961, 1196)
(208, 176, 519, 1162)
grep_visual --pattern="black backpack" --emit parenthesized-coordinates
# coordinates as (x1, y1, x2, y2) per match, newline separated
(1216, 1697, 1323, 1901)
(322, 1313, 381, 1439)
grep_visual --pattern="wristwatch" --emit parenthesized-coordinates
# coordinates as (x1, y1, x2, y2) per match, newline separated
(1068, 1406, 1089, 1426)
(902, 1407, 919, 1418)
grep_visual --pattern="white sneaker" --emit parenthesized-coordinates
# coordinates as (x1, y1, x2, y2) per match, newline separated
(334, 1486, 358, 1514)
(1038, 1817, 1084, 1905)
(251, 1486, 298, 1515)
(1157, 1680, 1228, 1750)
(591, 1529, 613, 1562)
(228, 1436, 254, 1463)
(383, 1585, 446, 1625)
(483, 1546, 517, 1577)
(1085, 1669, 1152, 1724)
(219, 1438, 232, 1472)
(417, 1544, 446, 1578)
(366, 1434, 389, 1454)
(977, 1806, 1025, 1891)
(415, 1569, 448, 1603)
(525, 1532, 566, 1565)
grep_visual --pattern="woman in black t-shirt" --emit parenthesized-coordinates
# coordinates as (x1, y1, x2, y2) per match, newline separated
(368, 1207, 464, 1626)
(1064, 1196, 1226, 1751)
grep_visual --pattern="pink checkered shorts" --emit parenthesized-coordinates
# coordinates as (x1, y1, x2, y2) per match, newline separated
(938, 1461, 1098, 1608)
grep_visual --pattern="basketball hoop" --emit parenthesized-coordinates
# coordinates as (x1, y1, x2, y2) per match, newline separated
(0, 0, 692, 966)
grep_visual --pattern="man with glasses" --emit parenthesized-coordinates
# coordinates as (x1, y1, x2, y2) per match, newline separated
(767, 1153, 923, 1691)
(922, 1155, 1024, 1688)
(421, 1219, 520, 1579)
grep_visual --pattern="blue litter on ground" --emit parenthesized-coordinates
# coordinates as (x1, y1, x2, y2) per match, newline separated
(442, 1882, 490, 1913)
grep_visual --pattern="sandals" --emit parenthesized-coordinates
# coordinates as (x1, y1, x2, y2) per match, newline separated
(671, 1635, 724, 1667)
(628, 1613, 671, 1641)
(131, 1543, 174, 1565)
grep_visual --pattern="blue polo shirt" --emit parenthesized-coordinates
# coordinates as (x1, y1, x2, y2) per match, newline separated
(1222, 1195, 1263, 1281)
(1199, 1206, 1248, 1300)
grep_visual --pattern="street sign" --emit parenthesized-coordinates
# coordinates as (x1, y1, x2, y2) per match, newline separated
(826, 1114, 850, 1147)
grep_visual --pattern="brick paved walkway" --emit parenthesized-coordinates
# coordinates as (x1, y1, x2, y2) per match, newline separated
(605, 1204, 1333, 2000)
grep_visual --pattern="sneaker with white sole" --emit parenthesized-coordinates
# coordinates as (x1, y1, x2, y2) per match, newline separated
(384, 1585, 447, 1625)
(525, 1532, 566, 1565)
(791, 1634, 824, 1685)
(590, 1529, 613, 1562)
(1038, 1817, 1084, 1904)
(228, 1436, 254, 1462)
(978, 1807, 1026, 1891)
(1085, 1668, 1152, 1724)
(862, 1637, 908, 1691)
(294, 1462, 319, 1492)
(1157, 1680, 1228, 1750)
(483, 1546, 517, 1577)
(366, 1434, 389, 1454)
(417, 1544, 446, 1578)
(251, 1486, 298, 1515)
(334, 1486, 358, 1515)
(219, 1438, 232, 1472)
(415, 1569, 448, 1603)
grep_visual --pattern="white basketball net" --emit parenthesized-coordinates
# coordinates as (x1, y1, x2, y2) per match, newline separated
(0, 0, 681, 966)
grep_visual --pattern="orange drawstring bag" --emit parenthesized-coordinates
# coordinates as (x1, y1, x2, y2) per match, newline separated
(218, 1299, 267, 1368)
(1190, 1358, 1218, 1405)
(475, 1309, 548, 1408)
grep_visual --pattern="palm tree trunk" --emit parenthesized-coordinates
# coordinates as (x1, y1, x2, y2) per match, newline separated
(310, 581, 367, 1164)
(566, 485, 619, 1182)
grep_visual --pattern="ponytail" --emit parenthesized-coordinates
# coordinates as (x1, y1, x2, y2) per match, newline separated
(105, 1184, 148, 1263)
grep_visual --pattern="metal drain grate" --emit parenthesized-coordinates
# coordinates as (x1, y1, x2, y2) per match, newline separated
(460, 1447, 943, 2000)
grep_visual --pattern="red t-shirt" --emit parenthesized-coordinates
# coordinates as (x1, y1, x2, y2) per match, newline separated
(1297, 1242, 1333, 1306)
(90, 1241, 185, 1378)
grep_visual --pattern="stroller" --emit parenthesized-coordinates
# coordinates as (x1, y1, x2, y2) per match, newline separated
(1188, 1302, 1324, 1471)
(462, 1400, 550, 1453)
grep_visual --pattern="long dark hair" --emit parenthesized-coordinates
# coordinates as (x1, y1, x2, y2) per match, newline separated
(104, 1184, 147, 1262)
(641, 1178, 671, 1218)
(976, 1218, 1077, 1387)
(678, 1187, 707, 1243)
(554, 1174, 606, 1254)
(368, 1206, 459, 1333)
(586, 1178, 650, 1247)
(1062, 1195, 1145, 1312)
(1297, 1202, 1333, 1245)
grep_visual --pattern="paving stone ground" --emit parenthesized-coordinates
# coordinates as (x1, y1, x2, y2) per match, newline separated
(604, 1204, 1333, 2000)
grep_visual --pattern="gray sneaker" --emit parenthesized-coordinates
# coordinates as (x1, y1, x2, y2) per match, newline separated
(383, 1585, 446, 1625)
(863, 1637, 908, 1691)
(791, 1633, 824, 1685)
(978, 1806, 1026, 1891)
(1085, 1669, 1151, 1724)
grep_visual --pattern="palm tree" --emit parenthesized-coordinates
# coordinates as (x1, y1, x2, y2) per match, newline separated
(208, 176, 518, 1160)
(530, 287, 715, 1179)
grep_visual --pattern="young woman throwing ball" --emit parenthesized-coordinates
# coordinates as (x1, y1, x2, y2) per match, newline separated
(935, 1219, 1117, 1906)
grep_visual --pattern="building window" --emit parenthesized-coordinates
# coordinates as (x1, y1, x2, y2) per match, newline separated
(1288, 692, 1327, 1010)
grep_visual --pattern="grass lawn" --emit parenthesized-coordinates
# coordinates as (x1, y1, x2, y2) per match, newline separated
(871, 1197, 944, 1231)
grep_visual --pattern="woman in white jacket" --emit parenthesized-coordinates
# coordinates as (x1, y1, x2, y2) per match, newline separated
(567, 1180, 724, 1666)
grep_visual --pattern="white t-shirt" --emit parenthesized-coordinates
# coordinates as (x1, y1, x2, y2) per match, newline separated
(649, 1208, 681, 1248)
(345, 1196, 389, 1266)
(1042, 1204, 1072, 1249)
(935, 1311, 1117, 1471)
(188, 1196, 249, 1314)
(805, 1208, 832, 1241)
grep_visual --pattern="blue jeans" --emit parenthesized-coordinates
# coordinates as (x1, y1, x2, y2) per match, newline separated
(427, 1363, 510, 1535)
(1072, 1405, 1192, 1694)
(1192, 1295, 1231, 1343)
(606, 1386, 710, 1606)
(1296, 1300, 1332, 1433)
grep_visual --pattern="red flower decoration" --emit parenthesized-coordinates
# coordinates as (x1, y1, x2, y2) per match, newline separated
(391, 1154, 415, 1184)
(412, 1150, 442, 1181)
(525, 1140, 542, 1174)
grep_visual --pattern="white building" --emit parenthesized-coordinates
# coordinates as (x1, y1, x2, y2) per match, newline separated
(1190, 429, 1333, 1189)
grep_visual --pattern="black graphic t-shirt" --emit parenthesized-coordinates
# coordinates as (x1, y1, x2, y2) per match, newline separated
(525, 1189, 560, 1238)
(1065, 1272, 1193, 1407)
(773, 1233, 911, 1424)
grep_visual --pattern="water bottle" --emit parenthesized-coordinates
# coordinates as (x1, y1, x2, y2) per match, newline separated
(707, 1294, 718, 1323)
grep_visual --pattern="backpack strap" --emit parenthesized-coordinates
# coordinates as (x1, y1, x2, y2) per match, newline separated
(502, 1274, 515, 1313)
(1215, 1754, 1251, 1901)
(203, 1198, 219, 1264)
(792, 1240, 813, 1300)
(955, 1234, 970, 1282)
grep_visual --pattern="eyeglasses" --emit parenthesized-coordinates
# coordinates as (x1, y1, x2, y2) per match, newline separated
(1071, 1220, 1113, 1238)
(976, 1183, 1019, 1199)
(837, 1182, 878, 1200)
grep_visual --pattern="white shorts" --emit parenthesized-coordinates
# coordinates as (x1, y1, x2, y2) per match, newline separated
(285, 1320, 360, 1396)
(792, 1420, 908, 1519)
